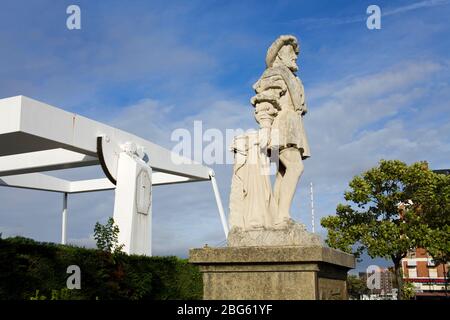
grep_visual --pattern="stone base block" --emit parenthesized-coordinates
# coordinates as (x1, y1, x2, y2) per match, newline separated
(227, 221, 322, 247)
(189, 246, 355, 300)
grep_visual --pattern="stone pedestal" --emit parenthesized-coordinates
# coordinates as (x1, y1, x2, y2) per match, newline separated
(227, 221, 322, 247)
(189, 246, 355, 300)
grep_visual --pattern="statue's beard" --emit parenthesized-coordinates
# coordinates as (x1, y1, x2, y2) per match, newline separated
(284, 59, 298, 72)
(274, 58, 299, 72)
(288, 63, 298, 72)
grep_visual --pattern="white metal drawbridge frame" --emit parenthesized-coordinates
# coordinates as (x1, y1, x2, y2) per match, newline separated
(0, 96, 228, 255)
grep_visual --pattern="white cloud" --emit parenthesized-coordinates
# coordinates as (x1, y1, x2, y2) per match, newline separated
(290, 0, 450, 28)
(384, 0, 450, 16)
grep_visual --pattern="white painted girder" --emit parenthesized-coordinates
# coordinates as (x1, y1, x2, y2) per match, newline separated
(0, 96, 211, 180)
(0, 95, 227, 254)
(0, 173, 69, 193)
(0, 172, 199, 193)
(0, 148, 98, 177)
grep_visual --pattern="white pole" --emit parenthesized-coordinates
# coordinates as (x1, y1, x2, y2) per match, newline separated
(61, 192, 68, 244)
(209, 170, 229, 238)
(310, 182, 315, 233)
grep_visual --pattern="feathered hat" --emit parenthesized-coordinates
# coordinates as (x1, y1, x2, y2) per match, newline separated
(265, 35, 299, 68)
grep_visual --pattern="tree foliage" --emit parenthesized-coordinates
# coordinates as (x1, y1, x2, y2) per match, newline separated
(420, 173, 450, 265)
(402, 282, 416, 300)
(94, 217, 124, 254)
(321, 159, 449, 299)
(347, 275, 369, 300)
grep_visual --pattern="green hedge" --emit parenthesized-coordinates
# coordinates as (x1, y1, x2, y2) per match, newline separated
(0, 237, 202, 300)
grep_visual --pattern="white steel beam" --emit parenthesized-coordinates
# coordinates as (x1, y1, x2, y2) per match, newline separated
(209, 170, 228, 238)
(0, 173, 69, 193)
(0, 171, 201, 194)
(0, 96, 211, 180)
(69, 178, 115, 193)
(69, 172, 197, 193)
(61, 193, 68, 245)
(151, 172, 195, 185)
(0, 148, 98, 177)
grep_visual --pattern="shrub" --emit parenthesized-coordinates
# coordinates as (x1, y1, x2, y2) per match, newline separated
(0, 237, 202, 300)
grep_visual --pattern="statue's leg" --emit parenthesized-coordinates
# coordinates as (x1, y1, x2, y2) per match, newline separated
(273, 156, 285, 207)
(275, 148, 304, 226)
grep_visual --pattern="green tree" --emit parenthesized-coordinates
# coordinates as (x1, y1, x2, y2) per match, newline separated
(94, 217, 124, 254)
(422, 172, 450, 261)
(347, 275, 369, 300)
(421, 172, 450, 296)
(321, 160, 440, 300)
(402, 281, 416, 300)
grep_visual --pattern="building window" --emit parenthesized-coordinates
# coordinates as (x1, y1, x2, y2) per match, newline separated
(429, 268, 438, 278)
(408, 267, 417, 278)
(407, 260, 417, 267)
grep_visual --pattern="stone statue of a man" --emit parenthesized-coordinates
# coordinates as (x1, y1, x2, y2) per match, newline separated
(228, 35, 319, 246)
(251, 35, 310, 228)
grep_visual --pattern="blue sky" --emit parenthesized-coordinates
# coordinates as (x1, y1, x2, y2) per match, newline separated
(0, 0, 449, 272)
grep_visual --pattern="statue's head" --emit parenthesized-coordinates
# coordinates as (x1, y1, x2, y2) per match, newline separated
(265, 35, 299, 72)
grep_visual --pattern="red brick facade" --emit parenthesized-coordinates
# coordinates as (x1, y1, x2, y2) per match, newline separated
(402, 247, 449, 298)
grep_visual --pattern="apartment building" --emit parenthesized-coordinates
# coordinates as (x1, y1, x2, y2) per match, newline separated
(402, 247, 449, 299)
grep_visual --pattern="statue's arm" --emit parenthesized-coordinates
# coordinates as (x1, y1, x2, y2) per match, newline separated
(250, 75, 287, 149)
(251, 75, 287, 128)
(298, 78, 307, 116)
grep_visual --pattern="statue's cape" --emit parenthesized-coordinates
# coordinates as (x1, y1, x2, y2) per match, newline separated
(259, 65, 306, 114)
